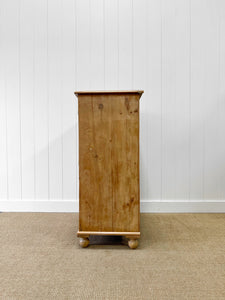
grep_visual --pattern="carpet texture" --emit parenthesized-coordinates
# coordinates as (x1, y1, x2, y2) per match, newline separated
(0, 213, 224, 299)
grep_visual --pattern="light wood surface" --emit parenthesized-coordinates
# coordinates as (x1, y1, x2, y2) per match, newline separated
(77, 231, 140, 238)
(128, 239, 139, 249)
(75, 90, 144, 96)
(79, 237, 89, 248)
(77, 91, 142, 247)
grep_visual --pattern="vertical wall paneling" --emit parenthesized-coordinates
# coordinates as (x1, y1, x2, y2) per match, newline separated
(61, 0, 77, 200)
(4, 0, 22, 199)
(0, 3, 8, 199)
(20, 0, 35, 199)
(118, 0, 133, 89)
(90, 0, 104, 89)
(219, 0, 225, 199)
(174, 0, 190, 199)
(203, 0, 220, 199)
(1, 0, 225, 212)
(133, 0, 146, 91)
(190, 0, 206, 199)
(104, 0, 118, 90)
(161, 0, 176, 199)
(76, 0, 91, 91)
(48, 0, 63, 199)
(34, 0, 49, 199)
(146, 0, 162, 200)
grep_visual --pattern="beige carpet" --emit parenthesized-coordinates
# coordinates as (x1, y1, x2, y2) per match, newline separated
(0, 213, 224, 300)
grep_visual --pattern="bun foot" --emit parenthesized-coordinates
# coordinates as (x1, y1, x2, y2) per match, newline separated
(79, 237, 89, 248)
(128, 239, 138, 249)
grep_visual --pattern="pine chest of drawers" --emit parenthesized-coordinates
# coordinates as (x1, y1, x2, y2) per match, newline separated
(75, 90, 143, 249)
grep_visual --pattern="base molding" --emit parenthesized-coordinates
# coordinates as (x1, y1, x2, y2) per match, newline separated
(0, 199, 225, 213)
(77, 230, 140, 238)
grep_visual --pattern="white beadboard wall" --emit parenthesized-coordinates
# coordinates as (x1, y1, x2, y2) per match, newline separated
(1, 0, 225, 213)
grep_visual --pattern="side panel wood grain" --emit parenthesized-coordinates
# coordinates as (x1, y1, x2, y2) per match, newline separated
(78, 93, 140, 233)
(78, 95, 112, 231)
(111, 94, 140, 232)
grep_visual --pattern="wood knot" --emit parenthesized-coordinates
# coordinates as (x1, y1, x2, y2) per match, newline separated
(125, 98, 130, 111)
(98, 103, 104, 109)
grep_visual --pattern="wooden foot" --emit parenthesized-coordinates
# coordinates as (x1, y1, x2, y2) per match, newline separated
(79, 237, 89, 248)
(128, 239, 138, 249)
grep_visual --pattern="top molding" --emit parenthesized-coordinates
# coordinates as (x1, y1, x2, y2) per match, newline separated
(74, 90, 144, 97)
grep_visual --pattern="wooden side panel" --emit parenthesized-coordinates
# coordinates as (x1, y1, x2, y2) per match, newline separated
(111, 95, 140, 232)
(78, 93, 140, 233)
(127, 95, 140, 232)
(78, 95, 112, 231)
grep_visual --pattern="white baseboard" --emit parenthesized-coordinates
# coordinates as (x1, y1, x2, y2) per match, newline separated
(0, 200, 79, 212)
(1, 199, 225, 213)
(140, 200, 225, 213)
